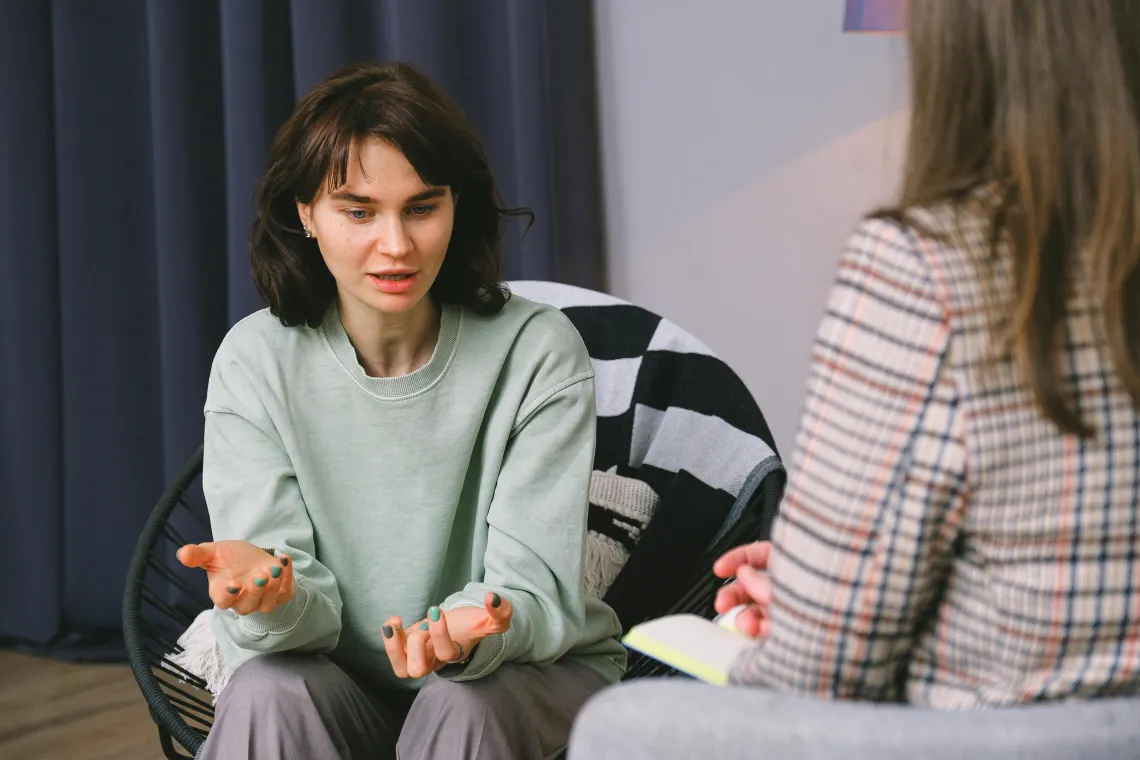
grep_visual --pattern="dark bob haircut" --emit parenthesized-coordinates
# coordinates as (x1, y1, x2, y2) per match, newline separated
(250, 61, 531, 327)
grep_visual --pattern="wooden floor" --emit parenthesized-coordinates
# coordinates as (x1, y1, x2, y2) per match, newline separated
(0, 651, 161, 760)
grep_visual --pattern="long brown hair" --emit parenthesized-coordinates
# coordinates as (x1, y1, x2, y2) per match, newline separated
(886, 0, 1140, 437)
(250, 61, 531, 327)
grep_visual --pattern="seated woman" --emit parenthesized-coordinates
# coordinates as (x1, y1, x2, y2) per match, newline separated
(175, 61, 625, 760)
(570, 0, 1140, 757)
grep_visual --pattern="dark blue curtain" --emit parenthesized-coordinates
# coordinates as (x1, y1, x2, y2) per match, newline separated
(0, 0, 605, 658)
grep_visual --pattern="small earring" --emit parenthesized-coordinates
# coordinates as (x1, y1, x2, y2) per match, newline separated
(303, 227, 313, 238)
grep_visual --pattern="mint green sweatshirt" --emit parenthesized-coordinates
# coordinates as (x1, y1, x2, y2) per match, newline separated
(203, 295, 626, 689)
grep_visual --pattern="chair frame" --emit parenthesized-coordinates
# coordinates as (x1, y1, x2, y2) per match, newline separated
(123, 446, 783, 758)
(122, 446, 212, 758)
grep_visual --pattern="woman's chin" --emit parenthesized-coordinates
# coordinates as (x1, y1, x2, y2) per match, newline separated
(363, 289, 432, 316)
(337, 281, 436, 319)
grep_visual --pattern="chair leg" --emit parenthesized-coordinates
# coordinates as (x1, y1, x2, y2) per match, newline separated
(158, 726, 194, 759)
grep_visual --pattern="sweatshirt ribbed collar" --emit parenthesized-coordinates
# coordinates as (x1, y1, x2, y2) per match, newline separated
(321, 299, 462, 400)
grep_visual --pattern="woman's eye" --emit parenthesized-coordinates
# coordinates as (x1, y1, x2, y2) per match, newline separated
(406, 205, 436, 217)
(345, 208, 370, 220)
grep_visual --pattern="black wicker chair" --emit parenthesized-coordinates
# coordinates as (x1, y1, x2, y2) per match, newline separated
(122, 446, 215, 758)
(123, 288, 785, 758)
(123, 445, 783, 757)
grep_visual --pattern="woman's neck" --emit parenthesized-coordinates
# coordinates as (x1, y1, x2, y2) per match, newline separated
(337, 294, 442, 379)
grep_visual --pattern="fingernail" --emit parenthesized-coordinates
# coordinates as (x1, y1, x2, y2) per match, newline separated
(428, 606, 441, 622)
(491, 593, 501, 608)
(227, 586, 240, 595)
(254, 578, 268, 588)
(269, 565, 282, 579)
(280, 556, 289, 566)
(420, 622, 429, 630)
(382, 625, 393, 639)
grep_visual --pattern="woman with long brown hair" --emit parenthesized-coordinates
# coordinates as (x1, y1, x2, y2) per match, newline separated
(570, 1, 1140, 756)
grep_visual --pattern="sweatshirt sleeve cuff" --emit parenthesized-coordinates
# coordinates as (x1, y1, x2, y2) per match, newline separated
(436, 631, 508, 682)
(231, 576, 312, 638)
(435, 597, 513, 682)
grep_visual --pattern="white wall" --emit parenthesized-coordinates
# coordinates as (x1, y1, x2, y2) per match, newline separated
(593, 0, 909, 453)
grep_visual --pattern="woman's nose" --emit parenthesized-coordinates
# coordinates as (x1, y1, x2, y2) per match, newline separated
(373, 215, 412, 257)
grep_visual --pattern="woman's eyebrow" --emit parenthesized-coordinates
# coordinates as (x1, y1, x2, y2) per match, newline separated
(328, 187, 446, 204)
(405, 188, 447, 203)
(328, 191, 374, 204)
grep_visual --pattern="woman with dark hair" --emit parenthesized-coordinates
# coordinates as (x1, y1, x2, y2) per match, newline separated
(174, 61, 624, 759)
(570, 1, 1140, 757)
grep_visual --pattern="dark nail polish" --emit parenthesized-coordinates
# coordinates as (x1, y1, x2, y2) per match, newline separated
(227, 586, 240, 595)
(269, 565, 282, 579)
(254, 577, 268, 588)
(382, 625, 393, 639)
(280, 556, 289, 566)
(420, 622, 429, 630)
(428, 606, 441, 622)
(491, 593, 502, 608)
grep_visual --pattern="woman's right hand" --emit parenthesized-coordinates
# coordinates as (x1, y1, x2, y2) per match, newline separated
(177, 540, 294, 615)
(712, 541, 772, 639)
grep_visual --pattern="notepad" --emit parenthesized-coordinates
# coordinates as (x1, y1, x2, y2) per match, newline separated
(622, 612, 755, 686)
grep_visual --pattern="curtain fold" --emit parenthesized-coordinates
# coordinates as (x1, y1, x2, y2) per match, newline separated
(0, 0, 605, 658)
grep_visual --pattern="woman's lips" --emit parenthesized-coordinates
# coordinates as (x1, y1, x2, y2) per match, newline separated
(368, 272, 417, 293)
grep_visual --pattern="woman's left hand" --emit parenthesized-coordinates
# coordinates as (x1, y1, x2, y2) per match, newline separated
(382, 591, 513, 679)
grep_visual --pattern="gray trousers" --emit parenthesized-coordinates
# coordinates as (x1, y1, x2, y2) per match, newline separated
(568, 679, 1140, 760)
(198, 653, 607, 760)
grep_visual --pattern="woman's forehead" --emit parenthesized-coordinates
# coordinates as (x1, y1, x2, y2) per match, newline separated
(321, 139, 442, 202)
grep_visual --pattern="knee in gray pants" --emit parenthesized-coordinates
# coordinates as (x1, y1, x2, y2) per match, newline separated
(199, 654, 399, 760)
(226, 653, 329, 704)
(399, 662, 605, 760)
(398, 675, 537, 760)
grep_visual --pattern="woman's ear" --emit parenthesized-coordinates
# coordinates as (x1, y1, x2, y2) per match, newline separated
(296, 199, 313, 235)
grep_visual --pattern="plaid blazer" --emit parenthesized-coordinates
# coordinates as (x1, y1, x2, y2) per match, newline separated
(732, 197, 1140, 708)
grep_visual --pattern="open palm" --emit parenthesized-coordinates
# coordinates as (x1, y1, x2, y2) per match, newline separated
(383, 591, 513, 679)
(177, 540, 294, 616)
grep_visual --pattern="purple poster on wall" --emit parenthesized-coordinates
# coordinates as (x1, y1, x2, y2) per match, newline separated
(843, 0, 907, 32)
